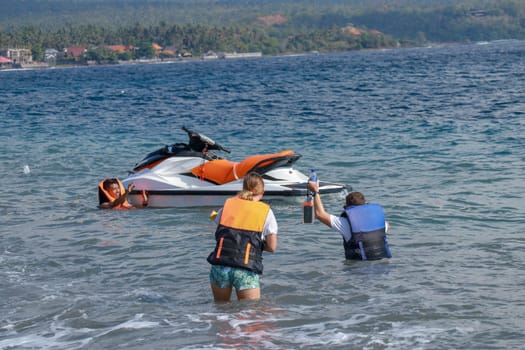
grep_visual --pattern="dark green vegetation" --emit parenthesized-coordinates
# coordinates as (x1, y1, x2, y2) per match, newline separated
(1, 0, 525, 60)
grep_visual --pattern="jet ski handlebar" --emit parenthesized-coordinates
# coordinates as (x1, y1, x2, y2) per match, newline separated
(182, 126, 231, 153)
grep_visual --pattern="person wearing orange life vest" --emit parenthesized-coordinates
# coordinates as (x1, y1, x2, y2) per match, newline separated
(207, 172, 278, 302)
(98, 178, 148, 209)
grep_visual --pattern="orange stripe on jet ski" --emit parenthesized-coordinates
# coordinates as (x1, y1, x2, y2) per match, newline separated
(234, 150, 295, 180)
(134, 158, 165, 172)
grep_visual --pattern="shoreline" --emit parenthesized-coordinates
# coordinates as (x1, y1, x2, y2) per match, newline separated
(0, 56, 262, 72)
(0, 40, 497, 73)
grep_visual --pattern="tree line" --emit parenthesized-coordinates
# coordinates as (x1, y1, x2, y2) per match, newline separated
(1, 0, 525, 63)
(0, 23, 400, 63)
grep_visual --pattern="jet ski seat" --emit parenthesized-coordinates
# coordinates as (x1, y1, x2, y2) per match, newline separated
(191, 150, 300, 185)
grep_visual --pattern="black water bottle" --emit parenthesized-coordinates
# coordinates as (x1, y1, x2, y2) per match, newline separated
(302, 168, 317, 224)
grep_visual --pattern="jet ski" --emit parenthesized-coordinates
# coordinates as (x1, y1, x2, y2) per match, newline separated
(122, 127, 348, 207)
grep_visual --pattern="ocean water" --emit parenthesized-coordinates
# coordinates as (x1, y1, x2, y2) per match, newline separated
(1, 40, 524, 349)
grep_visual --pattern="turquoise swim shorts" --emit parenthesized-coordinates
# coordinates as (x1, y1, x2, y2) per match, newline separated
(209, 265, 260, 291)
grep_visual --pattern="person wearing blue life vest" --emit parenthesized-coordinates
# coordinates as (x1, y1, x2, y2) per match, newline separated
(307, 180, 391, 260)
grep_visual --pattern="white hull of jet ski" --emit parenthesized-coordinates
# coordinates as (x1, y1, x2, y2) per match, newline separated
(123, 164, 346, 207)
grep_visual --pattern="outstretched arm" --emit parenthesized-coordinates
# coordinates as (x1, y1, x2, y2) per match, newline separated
(308, 181, 332, 227)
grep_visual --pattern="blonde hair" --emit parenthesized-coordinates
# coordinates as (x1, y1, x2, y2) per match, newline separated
(238, 172, 265, 201)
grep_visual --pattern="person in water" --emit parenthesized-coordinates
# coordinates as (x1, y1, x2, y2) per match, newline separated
(98, 178, 148, 209)
(308, 180, 391, 261)
(207, 172, 278, 302)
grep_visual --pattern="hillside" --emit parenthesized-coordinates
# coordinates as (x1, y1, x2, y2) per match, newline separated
(1, 0, 525, 64)
(2, 0, 524, 43)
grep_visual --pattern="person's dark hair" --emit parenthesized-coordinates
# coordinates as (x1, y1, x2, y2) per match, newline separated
(103, 178, 119, 190)
(345, 191, 365, 207)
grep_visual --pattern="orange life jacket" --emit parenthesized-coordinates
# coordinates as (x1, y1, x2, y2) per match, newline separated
(207, 197, 270, 274)
(98, 178, 132, 209)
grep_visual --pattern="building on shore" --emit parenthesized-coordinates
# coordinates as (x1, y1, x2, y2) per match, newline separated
(0, 55, 13, 69)
(0, 48, 32, 66)
(223, 52, 262, 59)
(201, 51, 262, 60)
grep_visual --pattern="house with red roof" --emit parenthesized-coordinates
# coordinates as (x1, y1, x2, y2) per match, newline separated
(64, 46, 86, 58)
(152, 43, 163, 55)
(106, 45, 127, 53)
(0, 55, 13, 69)
(342, 26, 362, 36)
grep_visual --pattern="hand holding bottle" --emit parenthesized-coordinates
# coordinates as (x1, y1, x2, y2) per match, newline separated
(303, 168, 318, 224)
(307, 179, 320, 193)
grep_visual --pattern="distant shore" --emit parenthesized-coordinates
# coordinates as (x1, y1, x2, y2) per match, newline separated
(0, 57, 203, 72)
(0, 51, 267, 72)
(0, 42, 484, 72)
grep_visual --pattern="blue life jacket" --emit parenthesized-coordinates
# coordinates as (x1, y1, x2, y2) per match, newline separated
(343, 203, 391, 260)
